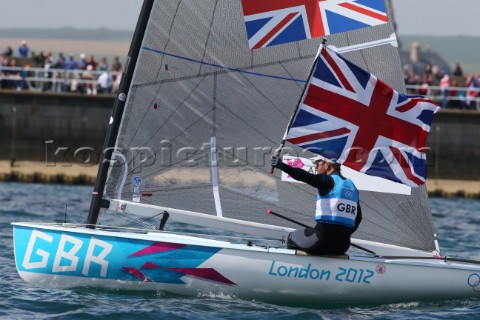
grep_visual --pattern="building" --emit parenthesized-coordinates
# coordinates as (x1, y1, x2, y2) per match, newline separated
(399, 42, 451, 76)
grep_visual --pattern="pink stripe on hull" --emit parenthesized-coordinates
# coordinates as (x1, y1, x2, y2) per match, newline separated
(129, 242, 187, 257)
(141, 262, 162, 269)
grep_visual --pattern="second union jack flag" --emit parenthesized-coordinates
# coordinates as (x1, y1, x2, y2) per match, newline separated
(241, 0, 388, 49)
(285, 47, 439, 187)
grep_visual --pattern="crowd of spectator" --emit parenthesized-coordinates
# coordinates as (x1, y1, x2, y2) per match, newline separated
(0, 40, 123, 95)
(1, 40, 480, 111)
(403, 62, 479, 111)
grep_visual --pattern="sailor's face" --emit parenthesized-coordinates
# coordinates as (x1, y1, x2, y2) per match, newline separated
(315, 160, 328, 174)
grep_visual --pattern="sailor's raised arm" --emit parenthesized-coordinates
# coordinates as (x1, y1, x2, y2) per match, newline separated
(271, 155, 334, 190)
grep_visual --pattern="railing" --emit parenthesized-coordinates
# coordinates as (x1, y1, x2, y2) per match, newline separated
(0, 66, 122, 95)
(1, 65, 480, 110)
(405, 84, 480, 111)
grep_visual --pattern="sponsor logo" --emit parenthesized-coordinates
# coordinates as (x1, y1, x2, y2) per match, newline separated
(468, 273, 480, 292)
(375, 264, 386, 274)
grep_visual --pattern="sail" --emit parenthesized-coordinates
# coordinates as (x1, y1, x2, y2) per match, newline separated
(104, 0, 437, 252)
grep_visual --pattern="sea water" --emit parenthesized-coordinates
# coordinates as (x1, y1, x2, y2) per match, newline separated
(1, 182, 480, 319)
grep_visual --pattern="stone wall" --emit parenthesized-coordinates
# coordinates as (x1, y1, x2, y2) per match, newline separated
(427, 110, 480, 180)
(0, 91, 479, 180)
(0, 91, 112, 163)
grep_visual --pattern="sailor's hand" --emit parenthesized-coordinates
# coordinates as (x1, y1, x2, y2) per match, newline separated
(271, 155, 283, 169)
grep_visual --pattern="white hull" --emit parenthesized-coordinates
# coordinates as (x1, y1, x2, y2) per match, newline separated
(12, 222, 480, 305)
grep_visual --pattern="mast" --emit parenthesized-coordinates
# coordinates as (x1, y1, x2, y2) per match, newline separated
(270, 39, 326, 174)
(86, 0, 155, 227)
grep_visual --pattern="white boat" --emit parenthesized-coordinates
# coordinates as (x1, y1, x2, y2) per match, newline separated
(12, 0, 480, 306)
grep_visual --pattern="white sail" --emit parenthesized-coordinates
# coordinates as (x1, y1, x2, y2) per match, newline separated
(103, 0, 436, 252)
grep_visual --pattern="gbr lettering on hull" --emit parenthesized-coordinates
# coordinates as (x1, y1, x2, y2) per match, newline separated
(22, 230, 113, 277)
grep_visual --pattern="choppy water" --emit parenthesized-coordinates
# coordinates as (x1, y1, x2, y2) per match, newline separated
(2, 182, 480, 319)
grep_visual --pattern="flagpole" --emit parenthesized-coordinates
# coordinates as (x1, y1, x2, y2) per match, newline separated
(270, 39, 327, 174)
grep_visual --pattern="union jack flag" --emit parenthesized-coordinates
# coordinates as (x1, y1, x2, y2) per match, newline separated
(285, 46, 439, 187)
(241, 0, 388, 49)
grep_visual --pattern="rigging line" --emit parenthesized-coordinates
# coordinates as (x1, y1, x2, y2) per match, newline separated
(105, 210, 159, 230)
(279, 59, 308, 92)
(205, 43, 306, 121)
(130, 54, 312, 124)
(191, 55, 297, 121)
(136, 37, 397, 91)
(143, 47, 309, 84)
(130, 54, 313, 90)
(133, 71, 216, 89)
(129, 61, 307, 138)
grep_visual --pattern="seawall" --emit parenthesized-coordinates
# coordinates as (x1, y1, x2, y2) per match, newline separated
(0, 90, 479, 185)
(0, 90, 112, 162)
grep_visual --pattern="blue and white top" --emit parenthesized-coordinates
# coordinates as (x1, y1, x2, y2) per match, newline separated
(315, 175, 359, 228)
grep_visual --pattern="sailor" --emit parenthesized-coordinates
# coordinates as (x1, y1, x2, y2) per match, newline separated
(271, 154, 362, 255)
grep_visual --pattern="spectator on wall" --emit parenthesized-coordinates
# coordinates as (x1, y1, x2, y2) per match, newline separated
(97, 71, 111, 94)
(2, 46, 13, 58)
(111, 56, 122, 72)
(98, 57, 109, 71)
(440, 73, 450, 109)
(466, 73, 479, 110)
(81, 64, 96, 95)
(18, 40, 30, 58)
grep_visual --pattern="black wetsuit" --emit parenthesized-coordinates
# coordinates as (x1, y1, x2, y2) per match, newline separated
(279, 163, 362, 255)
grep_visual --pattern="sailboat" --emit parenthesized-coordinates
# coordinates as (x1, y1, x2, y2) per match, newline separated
(12, 0, 480, 305)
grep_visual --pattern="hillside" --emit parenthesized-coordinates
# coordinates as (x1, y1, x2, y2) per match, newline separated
(400, 35, 480, 74)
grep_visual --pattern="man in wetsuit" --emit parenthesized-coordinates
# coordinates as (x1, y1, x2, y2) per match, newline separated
(271, 154, 362, 255)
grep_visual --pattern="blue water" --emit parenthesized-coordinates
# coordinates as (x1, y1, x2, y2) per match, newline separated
(2, 182, 480, 319)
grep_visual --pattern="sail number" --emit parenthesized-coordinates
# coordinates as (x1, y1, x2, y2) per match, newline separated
(21, 230, 113, 277)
